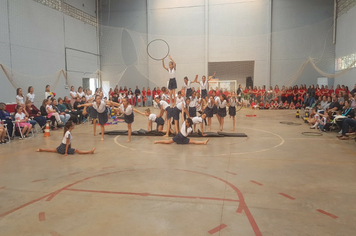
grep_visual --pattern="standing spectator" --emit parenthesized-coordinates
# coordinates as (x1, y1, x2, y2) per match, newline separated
(45, 85, 55, 99)
(26, 86, 35, 104)
(77, 87, 85, 99)
(142, 87, 146, 107)
(69, 86, 77, 106)
(0, 103, 14, 137)
(146, 87, 152, 106)
(16, 88, 25, 107)
(135, 86, 141, 106)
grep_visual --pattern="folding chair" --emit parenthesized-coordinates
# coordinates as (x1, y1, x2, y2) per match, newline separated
(12, 120, 34, 139)
(1, 120, 11, 143)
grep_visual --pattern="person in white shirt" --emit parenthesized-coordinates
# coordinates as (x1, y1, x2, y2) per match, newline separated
(116, 97, 144, 142)
(175, 91, 185, 106)
(188, 92, 198, 118)
(14, 105, 31, 137)
(182, 75, 198, 98)
(69, 86, 78, 106)
(154, 118, 209, 145)
(37, 121, 96, 155)
(155, 97, 174, 137)
(172, 98, 190, 135)
(143, 108, 165, 132)
(195, 72, 216, 100)
(192, 114, 207, 135)
(215, 94, 228, 131)
(26, 86, 35, 104)
(85, 90, 94, 103)
(77, 86, 85, 99)
(16, 88, 25, 107)
(45, 85, 55, 99)
(80, 95, 120, 141)
(162, 55, 177, 106)
(228, 92, 238, 131)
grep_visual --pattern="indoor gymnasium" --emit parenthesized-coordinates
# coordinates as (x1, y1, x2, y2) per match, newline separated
(1, 0, 356, 235)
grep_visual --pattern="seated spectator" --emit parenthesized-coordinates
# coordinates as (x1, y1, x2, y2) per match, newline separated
(320, 96, 329, 110)
(264, 102, 270, 109)
(350, 84, 356, 96)
(52, 99, 70, 125)
(282, 101, 289, 109)
(25, 100, 47, 131)
(14, 105, 32, 138)
(0, 123, 8, 144)
(251, 100, 258, 109)
(64, 96, 83, 122)
(57, 98, 78, 124)
(45, 99, 63, 125)
(295, 102, 301, 109)
(0, 103, 14, 136)
(289, 102, 295, 109)
(40, 99, 57, 129)
(329, 95, 342, 112)
(337, 117, 356, 140)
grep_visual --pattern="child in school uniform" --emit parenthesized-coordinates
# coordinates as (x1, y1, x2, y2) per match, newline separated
(228, 93, 238, 131)
(162, 55, 177, 106)
(204, 95, 215, 131)
(154, 118, 209, 145)
(215, 94, 228, 131)
(37, 121, 96, 155)
(192, 114, 207, 135)
(143, 108, 165, 132)
(155, 97, 174, 136)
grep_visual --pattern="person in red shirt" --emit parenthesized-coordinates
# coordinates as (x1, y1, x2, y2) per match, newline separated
(274, 85, 280, 102)
(152, 88, 157, 100)
(251, 100, 257, 109)
(223, 89, 229, 97)
(156, 87, 161, 96)
(208, 87, 214, 97)
(264, 101, 270, 109)
(261, 85, 266, 102)
(215, 89, 221, 97)
(142, 87, 146, 107)
(329, 85, 334, 96)
(335, 84, 341, 96)
(289, 102, 295, 109)
(146, 87, 152, 106)
(123, 86, 128, 96)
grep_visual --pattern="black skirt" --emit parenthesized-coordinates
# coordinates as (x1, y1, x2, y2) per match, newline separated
(124, 112, 134, 124)
(172, 132, 190, 144)
(155, 117, 165, 129)
(173, 107, 181, 121)
(201, 89, 207, 99)
(229, 106, 236, 117)
(56, 143, 75, 155)
(166, 107, 174, 120)
(98, 110, 109, 125)
(218, 107, 227, 117)
(188, 107, 196, 118)
(204, 106, 214, 118)
(213, 105, 218, 114)
(87, 106, 97, 118)
(168, 78, 177, 90)
(186, 88, 193, 98)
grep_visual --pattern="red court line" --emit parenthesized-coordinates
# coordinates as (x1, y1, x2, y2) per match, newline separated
(208, 224, 227, 234)
(250, 180, 263, 186)
(32, 178, 47, 183)
(0, 193, 51, 218)
(65, 188, 240, 203)
(316, 209, 338, 219)
(225, 171, 237, 175)
(0, 186, 6, 190)
(279, 193, 295, 200)
(69, 172, 82, 176)
(38, 212, 46, 221)
(102, 166, 115, 169)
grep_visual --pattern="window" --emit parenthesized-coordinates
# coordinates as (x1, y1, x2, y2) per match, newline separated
(335, 53, 356, 71)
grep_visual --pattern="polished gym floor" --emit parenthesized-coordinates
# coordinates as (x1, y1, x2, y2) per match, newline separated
(0, 108, 355, 236)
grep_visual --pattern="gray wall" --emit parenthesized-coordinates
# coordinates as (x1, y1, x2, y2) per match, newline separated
(271, 0, 335, 87)
(0, 0, 98, 106)
(100, 0, 336, 91)
(99, 0, 149, 90)
(335, 4, 356, 88)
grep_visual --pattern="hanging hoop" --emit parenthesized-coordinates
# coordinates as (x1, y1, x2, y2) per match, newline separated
(147, 39, 170, 61)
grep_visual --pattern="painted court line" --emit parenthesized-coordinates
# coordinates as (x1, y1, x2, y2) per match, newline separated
(68, 172, 82, 176)
(316, 209, 338, 219)
(32, 179, 47, 183)
(250, 180, 263, 186)
(65, 188, 240, 203)
(225, 171, 237, 175)
(279, 193, 295, 200)
(208, 223, 227, 234)
(196, 166, 207, 169)
(38, 212, 46, 221)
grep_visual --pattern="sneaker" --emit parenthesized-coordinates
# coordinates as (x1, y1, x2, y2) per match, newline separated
(310, 126, 315, 129)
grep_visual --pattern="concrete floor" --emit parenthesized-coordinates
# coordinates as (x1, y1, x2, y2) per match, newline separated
(0, 108, 355, 236)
